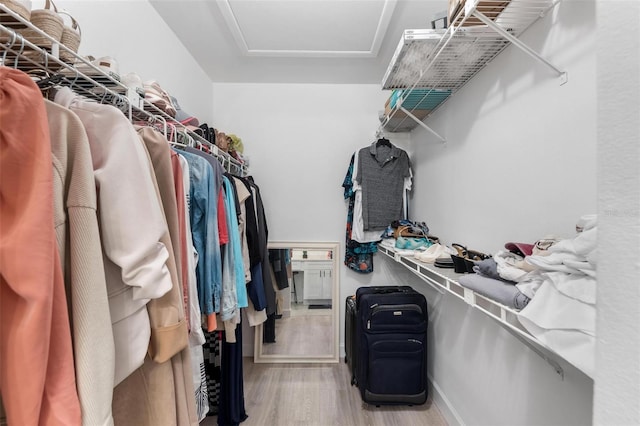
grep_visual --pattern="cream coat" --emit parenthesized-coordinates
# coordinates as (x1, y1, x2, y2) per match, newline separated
(46, 100, 116, 426)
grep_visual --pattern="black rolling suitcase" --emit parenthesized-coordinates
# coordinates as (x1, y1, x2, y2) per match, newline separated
(345, 295, 357, 385)
(355, 286, 428, 406)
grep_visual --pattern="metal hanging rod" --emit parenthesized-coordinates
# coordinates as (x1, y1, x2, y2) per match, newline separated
(0, 3, 247, 176)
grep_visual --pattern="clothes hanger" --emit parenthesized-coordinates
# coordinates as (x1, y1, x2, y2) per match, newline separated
(374, 129, 391, 147)
(36, 73, 63, 100)
(376, 136, 391, 147)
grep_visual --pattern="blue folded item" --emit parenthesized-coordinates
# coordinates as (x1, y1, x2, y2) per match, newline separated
(395, 237, 432, 250)
(390, 89, 452, 111)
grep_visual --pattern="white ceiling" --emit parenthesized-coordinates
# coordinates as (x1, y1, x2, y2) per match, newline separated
(150, 0, 448, 84)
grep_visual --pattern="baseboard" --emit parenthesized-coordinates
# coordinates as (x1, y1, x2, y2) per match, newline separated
(428, 373, 465, 426)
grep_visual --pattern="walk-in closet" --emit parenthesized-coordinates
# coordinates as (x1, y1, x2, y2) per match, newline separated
(1, 0, 638, 425)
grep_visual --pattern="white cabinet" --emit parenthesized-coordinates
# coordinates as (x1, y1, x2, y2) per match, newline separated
(293, 261, 333, 301)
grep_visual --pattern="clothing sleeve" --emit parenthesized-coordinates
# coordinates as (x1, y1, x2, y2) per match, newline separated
(218, 187, 229, 245)
(342, 153, 356, 199)
(91, 107, 173, 301)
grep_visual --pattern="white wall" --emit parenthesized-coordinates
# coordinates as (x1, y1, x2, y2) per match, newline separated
(594, 1, 640, 425)
(211, 82, 389, 244)
(48, 0, 213, 122)
(403, 1, 597, 425)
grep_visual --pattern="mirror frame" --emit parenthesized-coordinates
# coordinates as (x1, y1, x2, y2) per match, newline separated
(254, 241, 340, 364)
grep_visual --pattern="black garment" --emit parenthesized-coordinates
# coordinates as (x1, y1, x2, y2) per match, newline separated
(237, 177, 268, 311)
(237, 178, 261, 267)
(218, 325, 248, 426)
(245, 177, 276, 315)
(247, 262, 267, 311)
(269, 249, 289, 290)
(262, 313, 277, 344)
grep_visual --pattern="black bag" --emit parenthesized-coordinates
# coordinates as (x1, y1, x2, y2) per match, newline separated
(354, 285, 428, 406)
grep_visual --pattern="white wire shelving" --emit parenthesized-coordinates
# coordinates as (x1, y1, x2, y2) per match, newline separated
(0, 3, 247, 176)
(379, 0, 565, 136)
(377, 243, 574, 378)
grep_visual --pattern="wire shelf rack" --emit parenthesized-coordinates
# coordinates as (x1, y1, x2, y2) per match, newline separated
(380, 0, 563, 134)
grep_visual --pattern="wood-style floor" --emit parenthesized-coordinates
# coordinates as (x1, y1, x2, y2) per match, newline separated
(202, 358, 448, 426)
(261, 312, 333, 357)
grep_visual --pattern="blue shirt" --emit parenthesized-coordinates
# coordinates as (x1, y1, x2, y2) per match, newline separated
(220, 176, 248, 320)
(177, 150, 222, 315)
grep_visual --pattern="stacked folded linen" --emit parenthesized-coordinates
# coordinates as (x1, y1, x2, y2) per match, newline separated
(516, 215, 597, 377)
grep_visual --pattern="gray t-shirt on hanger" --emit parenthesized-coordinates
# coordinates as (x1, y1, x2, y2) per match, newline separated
(355, 142, 411, 231)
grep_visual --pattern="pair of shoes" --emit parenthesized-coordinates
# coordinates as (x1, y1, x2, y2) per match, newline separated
(414, 243, 456, 263)
(434, 256, 454, 268)
(61, 55, 120, 82)
(143, 80, 176, 117)
(395, 236, 432, 250)
(450, 243, 491, 274)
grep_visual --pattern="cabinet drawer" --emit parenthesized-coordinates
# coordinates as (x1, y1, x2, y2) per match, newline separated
(304, 261, 333, 271)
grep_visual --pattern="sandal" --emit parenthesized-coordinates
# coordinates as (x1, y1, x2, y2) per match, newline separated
(450, 244, 491, 273)
(449, 243, 467, 273)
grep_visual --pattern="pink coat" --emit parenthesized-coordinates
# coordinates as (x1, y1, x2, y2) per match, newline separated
(0, 68, 81, 425)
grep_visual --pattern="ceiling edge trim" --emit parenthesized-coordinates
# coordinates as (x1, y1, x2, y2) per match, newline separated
(217, 0, 250, 52)
(370, 0, 397, 55)
(217, 0, 397, 58)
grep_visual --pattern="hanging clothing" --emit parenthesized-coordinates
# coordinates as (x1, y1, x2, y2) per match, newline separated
(54, 87, 174, 385)
(232, 176, 253, 284)
(237, 178, 268, 312)
(203, 331, 223, 417)
(171, 152, 191, 323)
(136, 126, 190, 361)
(351, 148, 413, 243)
(342, 154, 377, 273)
(179, 150, 222, 318)
(218, 326, 248, 426)
(111, 124, 196, 426)
(221, 176, 248, 313)
(269, 249, 290, 290)
(355, 141, 412, 230)
(245, 178, 276, 315)
(45, 99, 115, 426)
(178, 154, 210, 422)
(0, 67, 82, 426)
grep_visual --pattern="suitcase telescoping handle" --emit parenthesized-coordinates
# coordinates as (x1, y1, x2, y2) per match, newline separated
(356, 286, 413, 308)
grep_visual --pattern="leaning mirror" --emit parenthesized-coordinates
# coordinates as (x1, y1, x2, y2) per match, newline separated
(254, 241, 340, 363)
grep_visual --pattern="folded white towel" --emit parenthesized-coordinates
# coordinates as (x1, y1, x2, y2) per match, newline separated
(494, 250, 530, 282)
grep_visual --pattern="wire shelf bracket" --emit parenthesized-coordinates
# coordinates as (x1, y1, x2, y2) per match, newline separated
(399, 106, 446, 143)
(466, 0, 568, 85)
